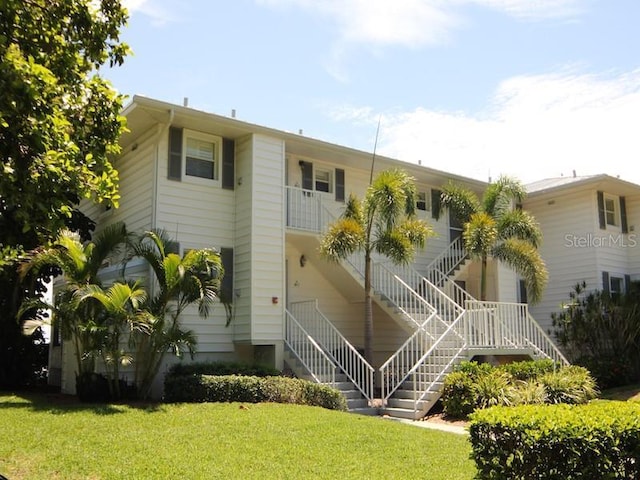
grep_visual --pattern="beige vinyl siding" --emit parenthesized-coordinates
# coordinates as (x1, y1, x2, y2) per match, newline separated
(234, 133, 285, 343)
(525, 189, 600, 333)
(249, 134, 285, 340)
(626, 195, 640, 280)
(233, 134, 253, 340)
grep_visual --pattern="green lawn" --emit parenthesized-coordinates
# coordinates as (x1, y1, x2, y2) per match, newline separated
(0, 393, 475, 479)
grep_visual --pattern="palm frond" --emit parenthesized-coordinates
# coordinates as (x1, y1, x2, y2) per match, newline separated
(463, 212, 498, 258)
(492, 237, 548, 303)
(497, 209, 542, 247)
(319, 217, 365, 262)
(482, 175, 526, 217)
(366, 169, 415, 231)
(396, 217, 435, 250)
(374, 229, 413, 264)
(440, 181, 481, 223)
(342, 194, 364, 224)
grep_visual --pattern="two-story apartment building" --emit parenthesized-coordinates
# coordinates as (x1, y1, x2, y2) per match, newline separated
(49, 96, 566, 419)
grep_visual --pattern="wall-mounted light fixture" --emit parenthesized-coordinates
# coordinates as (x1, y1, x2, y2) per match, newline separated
(300, 255, 307, 267)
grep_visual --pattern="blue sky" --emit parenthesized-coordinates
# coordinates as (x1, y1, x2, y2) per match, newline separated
(109, 0, 640, 185)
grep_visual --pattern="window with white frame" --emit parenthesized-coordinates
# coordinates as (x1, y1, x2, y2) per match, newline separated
(185, 133, 220, 180)
(610, 275, 624, 295)
(416, 190, 430, 211)
(315, 168, 332, 193)
(604, 194, 619, 227)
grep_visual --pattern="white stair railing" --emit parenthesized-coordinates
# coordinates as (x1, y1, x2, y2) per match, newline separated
(289, 300, 375, 401)
(408, 315, 468, 412)
(425, 236, 467, 283)
(380, 310, 451, 402)
(284, 310, 336, 385)
(386, 263, 464, 325)
(465, 301, 568, 364)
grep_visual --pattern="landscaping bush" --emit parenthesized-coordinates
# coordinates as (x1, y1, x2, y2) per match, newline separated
(442, 360, 597, 418)
(499, 358, 557, 380)
(164, 374, 347, 411)
(469, 402, 640, 479)
(441, 361, 494, 418)
(473, 370, 513, 409)
(552, 282, 640, 389)
(539, 365, 598, 404)
(168, 361, 281, 377)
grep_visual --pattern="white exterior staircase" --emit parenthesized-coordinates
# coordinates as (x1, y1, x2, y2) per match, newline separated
(284, 186, 568, 419)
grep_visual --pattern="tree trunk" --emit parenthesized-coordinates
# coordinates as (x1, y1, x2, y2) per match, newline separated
(364, 250, 374, 367)
(480, 254, 488, 301)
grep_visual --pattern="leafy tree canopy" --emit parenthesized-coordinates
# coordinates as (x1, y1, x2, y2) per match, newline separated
(0, 0, 130, 258)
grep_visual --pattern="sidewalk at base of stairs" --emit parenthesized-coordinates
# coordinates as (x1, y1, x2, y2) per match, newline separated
(382, 416, 468, 435)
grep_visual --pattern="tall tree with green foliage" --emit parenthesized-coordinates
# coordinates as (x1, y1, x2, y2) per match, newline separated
(438, 175, 547, 302)
(0, 0, 130, 386)
(319, 169, 433, 364)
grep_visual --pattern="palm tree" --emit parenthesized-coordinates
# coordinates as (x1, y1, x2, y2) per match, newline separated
(74, 281, 152, 399)
(438, 175, 547, 302)
(126, 230, 223, 399)
(319, 168, 433, 364)
(19, 223, 129, 380)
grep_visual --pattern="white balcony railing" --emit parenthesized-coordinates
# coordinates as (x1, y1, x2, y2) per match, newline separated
(465, 301, 568, 364)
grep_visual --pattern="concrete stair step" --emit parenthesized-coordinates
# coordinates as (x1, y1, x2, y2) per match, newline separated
(380, 407, 423, 420)
(347, 398, 370, 409)
(350, 407, 380, 416)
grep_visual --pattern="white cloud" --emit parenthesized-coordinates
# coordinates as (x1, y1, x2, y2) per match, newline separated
(332, 69, 640, 185)
(258, 0, 584, 48)
(470, 0, 584, 21)
(258, 0, 586, 81)
(121, 0, 175, 26)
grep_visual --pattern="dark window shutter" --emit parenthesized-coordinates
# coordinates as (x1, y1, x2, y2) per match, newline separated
(431, 189, 442, 220)
(300, 161, 313, 190)
(335, 168, 345, 202)
(597, 191, 605, 230)
(602, 271, 610, 293)
(519, 279, 528, 304)
(620, 196, 628, 233)
(222, 138, 235, 190)
(625, 274, 631, 294)
(220, 247, 234, 302)
(168, 127, 183, 180)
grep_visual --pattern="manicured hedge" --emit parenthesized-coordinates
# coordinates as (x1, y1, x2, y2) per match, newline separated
(164, 374, 347, 411)
(168, 361, 281, 377)
(469, 402, 640, 479)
